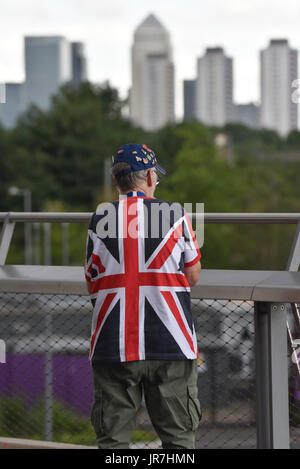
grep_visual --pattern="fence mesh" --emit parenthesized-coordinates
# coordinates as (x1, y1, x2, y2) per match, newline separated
(0, 292, 300, 448)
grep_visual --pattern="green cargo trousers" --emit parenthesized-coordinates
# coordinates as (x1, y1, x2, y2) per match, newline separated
(91, 359, 201, 449)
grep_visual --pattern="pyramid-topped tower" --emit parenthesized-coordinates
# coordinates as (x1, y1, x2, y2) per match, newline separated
(130, 14, 175, 131)
(135, 13, 165, 31)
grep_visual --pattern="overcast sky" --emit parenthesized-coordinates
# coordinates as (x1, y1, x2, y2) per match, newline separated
(1, 0, 300, 119)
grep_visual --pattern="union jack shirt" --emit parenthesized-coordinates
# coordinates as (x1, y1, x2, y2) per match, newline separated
(84, 191, 201, 363)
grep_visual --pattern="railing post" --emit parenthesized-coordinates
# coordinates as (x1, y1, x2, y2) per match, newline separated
(44, 309, 53, 441)
(43, 222, 53, 441)
(254, 301, 290, 448)
(286, 220, 300, 272)
(0, 214, 15, 265)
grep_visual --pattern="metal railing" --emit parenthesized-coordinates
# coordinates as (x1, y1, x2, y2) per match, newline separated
(0, 212, 300, 449)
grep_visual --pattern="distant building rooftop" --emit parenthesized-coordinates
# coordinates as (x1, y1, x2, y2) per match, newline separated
(135, 13, 166, 31)
(270, 39, 289, 46)
(206, 47, 224, 54)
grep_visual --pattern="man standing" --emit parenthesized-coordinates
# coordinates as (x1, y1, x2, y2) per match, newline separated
(85, 143, 202, 449)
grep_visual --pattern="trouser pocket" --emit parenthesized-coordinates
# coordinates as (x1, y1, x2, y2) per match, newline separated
(187, 385, 202, 430)
(90, 389, 103, 436)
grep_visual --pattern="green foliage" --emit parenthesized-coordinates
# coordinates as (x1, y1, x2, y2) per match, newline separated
(1, 80, 300, 270)
(9, 82, 142, 210)
(132, 429, 157, 442)
(0, 396, 156, 445)
(0, 396, 95, 445)
(0, 396, 28, 437)
(0, 125, 15, 211)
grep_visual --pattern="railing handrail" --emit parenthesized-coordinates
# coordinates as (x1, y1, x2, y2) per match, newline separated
(0, 265, 299, 302)
(1, 211, 300, 224)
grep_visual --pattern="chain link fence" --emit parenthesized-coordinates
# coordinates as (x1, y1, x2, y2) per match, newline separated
(0, 292, 300, 448)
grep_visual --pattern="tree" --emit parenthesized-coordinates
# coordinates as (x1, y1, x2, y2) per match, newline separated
(0, 124, 15, 210)
(11, 81, 144, 209)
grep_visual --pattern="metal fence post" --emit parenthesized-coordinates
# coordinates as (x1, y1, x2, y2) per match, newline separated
(33, 222, 41, 265)
(43, 222, 53, 441)
(254, 301, 290, 449)
(286, 220, 300, 272)
(0, 215, 15, 265)
(23, 189, 32, 265)
(44, 309, 53, 441)
(61, 222, 69, 265)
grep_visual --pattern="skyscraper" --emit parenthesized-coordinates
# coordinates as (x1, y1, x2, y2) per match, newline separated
(183, 79, 197, 121)
(24, 36, 72, 111)
(130, 14, 175, 131)
(0, 83, 25, 129)
(260, 39, 298, 137)
(71, 42, 87, 88)
(234, 102, 261, 129)
(0, 35, 87, 129)
(196, 47, 234, 127)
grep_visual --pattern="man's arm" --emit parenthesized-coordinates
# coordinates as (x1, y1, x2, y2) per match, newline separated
(184, 260, 201, 287)
(84, 214, 95, 295)
(85, 279, 92, 294)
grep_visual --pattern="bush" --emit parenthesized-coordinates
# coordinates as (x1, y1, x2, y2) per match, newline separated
(0, 396, 157, 445)
(0, 396, 96, 445)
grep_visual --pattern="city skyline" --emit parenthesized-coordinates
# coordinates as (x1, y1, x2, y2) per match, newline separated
(1, 27, 299, 133)
(1, 0, 300, 120)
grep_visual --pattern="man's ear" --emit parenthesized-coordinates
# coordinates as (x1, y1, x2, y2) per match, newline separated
(146, 169, 153, 187)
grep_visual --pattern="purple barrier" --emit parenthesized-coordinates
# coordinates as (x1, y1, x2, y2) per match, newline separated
(0, 353, 93, 415)
(53, 355, 93, 414)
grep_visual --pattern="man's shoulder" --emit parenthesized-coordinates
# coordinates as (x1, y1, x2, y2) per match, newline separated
(143, 197, 183, 209)
(88, 200, 120, 229)
(143, 198, 184, 230)
(93, 200, 120, 215)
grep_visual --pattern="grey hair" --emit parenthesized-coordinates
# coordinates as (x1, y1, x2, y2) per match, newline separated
(111, 162, 149, 192)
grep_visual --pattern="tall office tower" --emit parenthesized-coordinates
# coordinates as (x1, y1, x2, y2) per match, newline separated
(234, 102, 261, 129)
(260, 39, 298, 137)
(196, 47, 234, 127)
(71, 42, 87, 88)
(183, 79, 197, 121)
(0, 82, 25, 128)
(24, 36, 72, 111)
(130, 14, 175, 131)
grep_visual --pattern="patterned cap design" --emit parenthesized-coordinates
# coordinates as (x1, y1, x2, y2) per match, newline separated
(112, 144, 166, 176)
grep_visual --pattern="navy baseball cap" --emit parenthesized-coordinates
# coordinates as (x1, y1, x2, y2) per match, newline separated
(112, 143, 166, 176)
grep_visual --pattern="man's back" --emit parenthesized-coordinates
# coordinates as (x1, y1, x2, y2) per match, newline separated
(85, 193, 201, 364)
